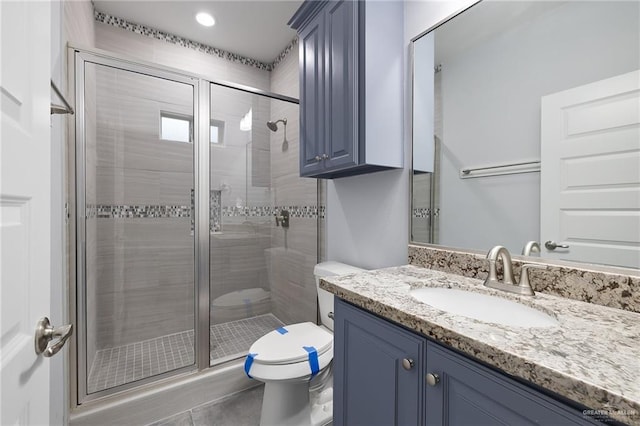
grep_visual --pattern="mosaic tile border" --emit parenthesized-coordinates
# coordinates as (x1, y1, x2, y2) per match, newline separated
(87, 204, 320, 220)
(94, 11, 297, 72)
(87, 204, 191, 219)
(412, 208, 431, 218)
(271, 37, 298, 70)
(222, 205, 319, 219)
(408, 244, 640, 313)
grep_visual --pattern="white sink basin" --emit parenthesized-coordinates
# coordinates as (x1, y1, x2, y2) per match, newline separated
(410, 288, 559, 328)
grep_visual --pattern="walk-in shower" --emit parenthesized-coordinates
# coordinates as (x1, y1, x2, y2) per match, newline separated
(73, 48, 315, 406)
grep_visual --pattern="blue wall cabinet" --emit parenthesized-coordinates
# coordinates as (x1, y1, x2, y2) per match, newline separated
(289, 1, 404, 179)
(334, 298, 425, 425)
(334, 299, 599, 426)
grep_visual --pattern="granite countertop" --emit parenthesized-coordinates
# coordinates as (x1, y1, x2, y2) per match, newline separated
(320, 265, 640, 425)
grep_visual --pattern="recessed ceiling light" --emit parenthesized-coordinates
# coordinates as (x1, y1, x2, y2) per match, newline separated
(196, 12, 215, 27)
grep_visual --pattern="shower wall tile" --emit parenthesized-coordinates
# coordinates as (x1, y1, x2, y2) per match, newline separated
(210, 234, 270, 301)
(268, 38, 318, 325)
(95, 22, 271, 91)
(160, 172, 194, 206)
(95, 22, 155, 60)
(272, 173, 318, 208)
(251, 148, 271, 188)
(266, 247, 318, 325)
(96, 284, 195, 350)
(92, 218, 194, 348)
(64, 0, 95, 48)
(270, 41, 299, 98)
(96, 168, 161, 205)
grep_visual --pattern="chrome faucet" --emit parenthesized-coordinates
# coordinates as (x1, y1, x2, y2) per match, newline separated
(522, 241, 541, 256)
(484, 246, 546, 296)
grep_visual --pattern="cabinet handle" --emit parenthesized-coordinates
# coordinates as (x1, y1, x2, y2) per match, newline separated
(426, 373, 440, 386)
(314, 155, 322, 162)
(321, 154, 329, 160)
(402, 358, 414, 370)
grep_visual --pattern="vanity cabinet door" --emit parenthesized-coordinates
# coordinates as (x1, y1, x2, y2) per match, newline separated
(334, 298, 425, 426)
(425, 341, 598, 426)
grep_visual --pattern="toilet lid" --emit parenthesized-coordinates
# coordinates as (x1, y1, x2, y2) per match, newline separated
(249, 322, 333, 365)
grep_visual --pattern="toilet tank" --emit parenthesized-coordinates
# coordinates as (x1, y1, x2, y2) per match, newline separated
(314, 261, 365, 331)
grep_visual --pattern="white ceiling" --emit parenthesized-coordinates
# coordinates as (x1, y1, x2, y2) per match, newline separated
(93, 0, 303, 64)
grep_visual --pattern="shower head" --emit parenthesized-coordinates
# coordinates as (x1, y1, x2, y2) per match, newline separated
(267, 118, 287, 132)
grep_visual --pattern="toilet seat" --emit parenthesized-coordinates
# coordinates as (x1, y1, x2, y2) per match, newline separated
(246, 322, 334, 381)
(250, 322, 332, 364)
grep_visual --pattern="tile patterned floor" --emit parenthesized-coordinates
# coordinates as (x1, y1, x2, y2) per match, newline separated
(87, 314, 283, 394)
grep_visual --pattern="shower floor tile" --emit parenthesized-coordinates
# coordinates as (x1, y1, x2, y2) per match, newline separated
(209, 313, 284, 365)
(87, 314, 284, 394)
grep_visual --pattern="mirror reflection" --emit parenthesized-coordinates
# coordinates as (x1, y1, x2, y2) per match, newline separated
(411, 0, 640, 269)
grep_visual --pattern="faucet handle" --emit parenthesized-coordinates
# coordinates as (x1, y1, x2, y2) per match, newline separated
(518, 263, 547, 293)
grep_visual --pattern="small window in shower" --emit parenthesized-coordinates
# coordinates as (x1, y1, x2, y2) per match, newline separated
(210, 119, 225, 145)
(160, 112, 193, 143)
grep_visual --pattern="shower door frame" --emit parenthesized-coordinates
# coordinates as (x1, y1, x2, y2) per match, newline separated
(71, 47, 300, 406)
(73, 49, 212, 404)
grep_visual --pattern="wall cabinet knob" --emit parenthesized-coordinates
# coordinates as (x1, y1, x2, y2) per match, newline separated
(321, 154, 329, 160)
(315, 155, 322, 162)
(426, 373, 440, 386)
(402, 358, 414, 370)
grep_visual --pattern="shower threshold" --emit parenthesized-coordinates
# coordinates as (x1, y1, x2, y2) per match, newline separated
(86, 313, 284, 394)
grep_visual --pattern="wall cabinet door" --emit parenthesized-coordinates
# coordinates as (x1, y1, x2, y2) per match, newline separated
(425, 341, 598, 426)
(299, 10, 326, 176)
(323, 0, 358, 171)
(334, 299, 425, 426)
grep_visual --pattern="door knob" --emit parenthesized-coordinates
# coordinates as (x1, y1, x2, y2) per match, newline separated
(544, 240, 569, 250)
(402, 358, 415, 370)
(35, 317, 73, 357)
(426, 373, 440, 386)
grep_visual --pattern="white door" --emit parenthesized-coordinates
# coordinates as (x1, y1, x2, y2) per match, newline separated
(1, 1, 57, 424)
(540, 70, 640, 268)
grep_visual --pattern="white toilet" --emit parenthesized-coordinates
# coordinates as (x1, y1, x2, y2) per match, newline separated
(244, 261, 365, 426)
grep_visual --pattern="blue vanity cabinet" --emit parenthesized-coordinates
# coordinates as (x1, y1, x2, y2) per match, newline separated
(289, 1, 404, 179)
(334, 299, 600, 426)
(333, 298, 425, 426)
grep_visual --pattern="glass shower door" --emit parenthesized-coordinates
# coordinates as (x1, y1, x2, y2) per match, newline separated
(80, 60, 197, 397)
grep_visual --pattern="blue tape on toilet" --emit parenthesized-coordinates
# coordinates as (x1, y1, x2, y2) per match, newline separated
(276, 327, 288, 335)
(303, 346, 319, 379)
(244, 353, 257, 379)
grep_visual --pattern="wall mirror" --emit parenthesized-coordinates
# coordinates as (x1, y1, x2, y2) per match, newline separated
(411, 0, 640, 270)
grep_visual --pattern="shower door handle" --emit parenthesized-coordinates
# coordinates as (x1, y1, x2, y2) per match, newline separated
(35, 317, 73, 357)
